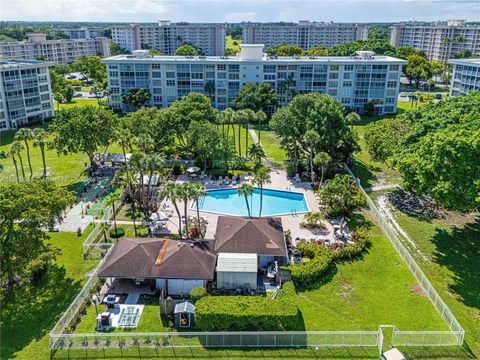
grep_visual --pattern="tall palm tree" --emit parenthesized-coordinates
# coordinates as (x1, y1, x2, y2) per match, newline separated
(237, 109, 255, 156)
(33, 128, 48, 178)
(237, 183, 254, 218)
(126, 205, 141, 237)
(130, 152, 147, 209)
(224, 108, 237, 152)
(177, 182, 195, 238)
(314, 152, 331, 187)
(143, 153, 164, 213)
(191, 183, 207, 235)
(14, 128, 34, 179)
(105, 192, 120, 235)
(253, 168, 271, 217)
(8, 145, 20, 182)
(160, 181, 183, 238)
(114, 127, 134, 197)
(304, 130, 320, 184)
(10, 142, 25, 181)
(255, 110, 267, 143)
(248, 143, 266, 166)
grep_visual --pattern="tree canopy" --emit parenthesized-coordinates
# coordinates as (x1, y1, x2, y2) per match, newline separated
(174, 44, 199, 56)
(234, 82, 278, 113)
(50, 105, 118, 168)
(393, 92, 480, 212)
(266, 44, 303, 56)
(270, 93, 359, 168)
(0, 180, 74, 285)
(122, 88, 152, 108)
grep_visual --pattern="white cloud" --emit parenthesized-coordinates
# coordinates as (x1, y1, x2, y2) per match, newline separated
(224, 12, 257, 22)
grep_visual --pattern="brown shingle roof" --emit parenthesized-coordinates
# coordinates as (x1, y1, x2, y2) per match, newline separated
(98, 238, 216, 280)
(214, 216, 287, 257)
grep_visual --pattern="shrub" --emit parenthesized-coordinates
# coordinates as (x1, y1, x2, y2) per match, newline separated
(195, 282, 299, 331)
(109, 227, 125, 238)
(190, 287, 207, 301)
(172, 163, 184, 175)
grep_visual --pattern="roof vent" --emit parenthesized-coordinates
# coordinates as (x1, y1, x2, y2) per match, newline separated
(356, 50, 374, 60)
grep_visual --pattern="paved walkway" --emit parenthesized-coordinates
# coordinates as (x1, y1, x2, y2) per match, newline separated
(247, 123, 259, 143)
(58, 214, 94, 232)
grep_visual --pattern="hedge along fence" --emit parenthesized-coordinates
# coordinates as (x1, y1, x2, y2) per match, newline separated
(195, 282, 300, 331)
(284, 228, 370, 288)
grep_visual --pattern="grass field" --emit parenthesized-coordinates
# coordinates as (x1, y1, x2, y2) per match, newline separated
(226, 35, 241, 53)
(0, 226, 97, 360)
(254, 126, 288, 165)
(54, 97, 99, 110)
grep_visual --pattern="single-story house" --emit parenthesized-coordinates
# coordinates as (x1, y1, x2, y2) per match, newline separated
(98, 238, 216, 296)
(216, 252, 258, 290)
(214, 216, 288, 268)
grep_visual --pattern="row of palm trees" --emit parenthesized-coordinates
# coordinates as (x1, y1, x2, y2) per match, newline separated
(8, 127, 49, 182)
(160, 182, 206, 239)
(236, 167, 271, 218)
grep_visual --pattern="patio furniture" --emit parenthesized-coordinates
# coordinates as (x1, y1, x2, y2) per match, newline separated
(294, 173, 301, 182)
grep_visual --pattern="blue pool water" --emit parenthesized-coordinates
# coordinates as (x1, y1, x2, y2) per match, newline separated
(193, 188, 309, 217)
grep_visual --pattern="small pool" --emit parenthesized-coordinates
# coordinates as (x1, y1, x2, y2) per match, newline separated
(193, 188, 309, 217)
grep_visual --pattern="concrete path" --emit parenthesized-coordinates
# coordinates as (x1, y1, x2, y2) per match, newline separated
(58, 214, 94, 232)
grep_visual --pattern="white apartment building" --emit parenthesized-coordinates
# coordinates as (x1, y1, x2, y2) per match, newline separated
(448, 58, 480, 97)
(103, 45, 406, 115)
(48, 27, 106, 40)
(242, 21, 368, 49)
(0, 59, 54, 131)
(0, 34, 110, 64)
(111, 21, 225, 56)
(390, 20, 480, 61)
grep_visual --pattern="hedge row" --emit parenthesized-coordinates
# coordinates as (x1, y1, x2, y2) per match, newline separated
(195, 282, 299, 331)
(284, 228, 370, 287)
(190, 287, 207, 301)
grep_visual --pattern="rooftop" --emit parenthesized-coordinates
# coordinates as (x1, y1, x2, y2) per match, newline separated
(216, 252, 258, 273)
(0, 59, 53, 69)
(448, 58, 480, 66)
(214, 216, 287, 257)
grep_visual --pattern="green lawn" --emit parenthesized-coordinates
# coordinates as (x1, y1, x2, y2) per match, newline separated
(226, 35, 241, 52)
(389, 208, 480, 357)
(0, 226, 97, 360)
(54, 97, 99, 110)
(254, 126, 288, 165)
(297, 211, 447, 331)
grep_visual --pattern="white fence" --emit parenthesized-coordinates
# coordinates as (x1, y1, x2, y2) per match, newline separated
(344, 165, 465, 346)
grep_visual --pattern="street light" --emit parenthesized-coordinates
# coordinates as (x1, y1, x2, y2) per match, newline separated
(92, 294, 99, 315)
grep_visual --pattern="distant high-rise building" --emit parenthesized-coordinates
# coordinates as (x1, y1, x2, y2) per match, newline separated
(0, 59, 54, 131)
(390, 20, 480, 61)
(48, 27, 106, 40)
(103, 45, 405, 115)
(0, 34, 110, 64)
(111, 21, 226, 55)
(449, 58, 480, 96)
(242, 21, 369, 49)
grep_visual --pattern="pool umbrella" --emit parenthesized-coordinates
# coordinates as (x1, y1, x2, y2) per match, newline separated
(186, 166, 200, 173)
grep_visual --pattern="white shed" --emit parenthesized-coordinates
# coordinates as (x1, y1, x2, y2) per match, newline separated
(216, 253, 258, 290)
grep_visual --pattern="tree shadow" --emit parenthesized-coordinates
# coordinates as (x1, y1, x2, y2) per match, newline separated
(350, 157, 380, 188)
(0, 265, 83, 360)
(346, 211, 374, 231)
(430, 217, 480, 310)
(387, 188, 447, 222)
(401, 343, 477, 359)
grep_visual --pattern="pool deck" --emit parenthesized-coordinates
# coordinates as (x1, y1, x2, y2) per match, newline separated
(162, 169, 337, 245)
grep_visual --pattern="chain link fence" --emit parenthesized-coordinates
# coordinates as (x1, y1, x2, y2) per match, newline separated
(344, 165, 465, 346)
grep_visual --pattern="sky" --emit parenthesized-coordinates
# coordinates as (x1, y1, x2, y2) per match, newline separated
(1, 0, 479, 23)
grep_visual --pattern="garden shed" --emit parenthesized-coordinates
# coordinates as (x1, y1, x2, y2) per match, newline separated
(174, 301, 195, 328)
(216, 252, 258, 290)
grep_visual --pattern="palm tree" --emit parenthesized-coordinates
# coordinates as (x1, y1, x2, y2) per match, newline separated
(160, 181, 183, 238)
(126, 205, 142, 237)
(177, 183, 195, 238)
(105, 192, 120, 235)
(114, 127, 134, 197)
(304, 130, 320, 184)
(223, 108, 237, 152)
(314, 152, 331, 187)
(33, 128, 48, 178)
(54, 93, 64, 110)
(346, 112, 361, 130)
(255, 110, 267, 143)
(14, 128, 34, 179)
(10, 142, 25, 181)
(237, 109, 255, 156)
(253, 168, 271, 217)
(248, 143, 266, 166)
(191, 183, 207, 235)
(8, 145, 20, 182)
(143, 153, 164, 213)
(237, 183, 254, 218)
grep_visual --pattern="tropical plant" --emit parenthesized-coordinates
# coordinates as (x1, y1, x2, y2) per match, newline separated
(174, 44, 199, 56)
(14, 128, 34, 179)
(313, 152, 331, 186)
(255, 110, 267, 143)
(160, 182, 182, 238)
(122, 88, 152, 108)
(33, 128, 48, 178)
(304, 130, 320, 183)
(253, 168, 271, 217)
(105, 192, 120, 235)
(237, 108, 256, 154)
(237, 183, 254, 218)
(248, 143, 266, 166)
(177, 182, 195, 238)
(318, 174, 366, 216)
(9, 142, 24, 182)
(191, 183, 207, 233)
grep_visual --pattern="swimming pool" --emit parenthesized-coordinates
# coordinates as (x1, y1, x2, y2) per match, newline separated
(193, 188, 309, 217)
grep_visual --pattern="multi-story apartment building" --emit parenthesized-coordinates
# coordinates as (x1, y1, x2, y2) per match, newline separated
(48, 27, 106, 40)
(448, 58, 480, 96)
(111, 21, 225, 55)
(0, 59, 54, 131)
(103, 45, 405, 115)
(242, 21, 368, 49)
(390, 20, 480, 61)
(0, 34, 110, 64)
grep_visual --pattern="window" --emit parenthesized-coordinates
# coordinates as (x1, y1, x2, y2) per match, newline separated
(329, 73, 339, 79)
(387, 81, 397, 88)
(344, 65, 354, 71)
(263, 65, 276, 73)
(342, 81, 353, 87)
(166, 72, 175, 79)
(389, 65, 400, 71)
(217, 64, 226, 71)
(329, 65, 339, 71)
(166, 80, 176, 86)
